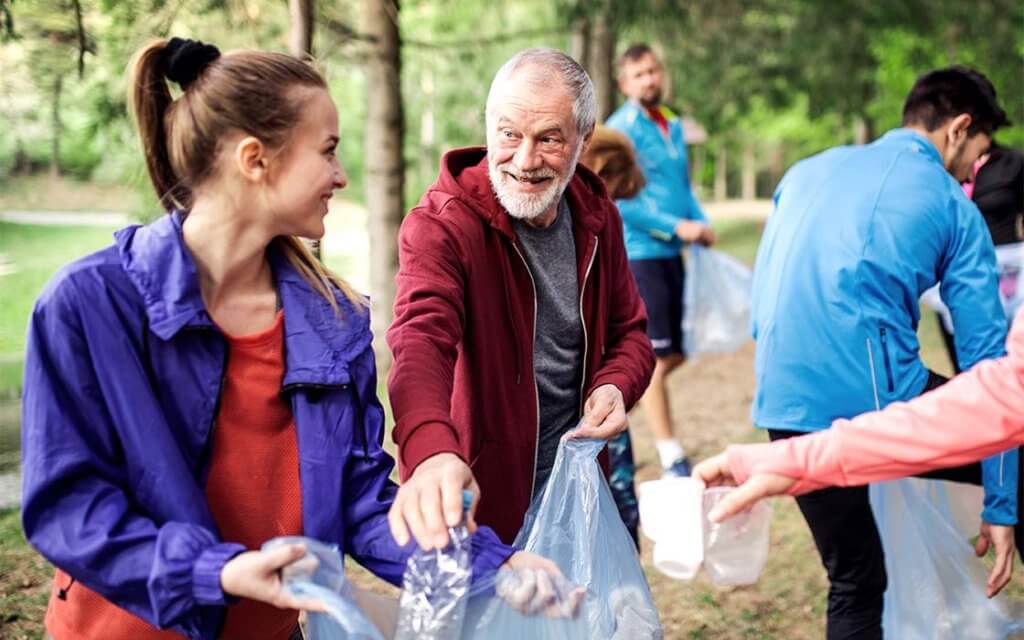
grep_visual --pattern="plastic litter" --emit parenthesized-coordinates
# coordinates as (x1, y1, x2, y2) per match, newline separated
(394, 491, 474, 640)
(638, 479, 771, 586)
(870, 478, 1024, 639)
(701, 487, 771, 586)
(262, 536, 384, 640)
(460, 435, 663, 639)
(683, 245, 753, 357)
(638, 477, 704, 580)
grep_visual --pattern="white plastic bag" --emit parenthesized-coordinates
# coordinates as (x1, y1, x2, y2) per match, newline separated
(683, 245, 753, 357)
(870, 478, 1024, 639)
(921, 241, 1024, 333)
(460, 436, 663, 639)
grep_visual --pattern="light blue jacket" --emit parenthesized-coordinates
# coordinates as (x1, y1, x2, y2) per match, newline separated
(752, 128, 1018, 525)
(606, 100, 707, 260)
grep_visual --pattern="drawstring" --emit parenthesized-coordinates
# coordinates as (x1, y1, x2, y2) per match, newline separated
(58, 576, 76, 600)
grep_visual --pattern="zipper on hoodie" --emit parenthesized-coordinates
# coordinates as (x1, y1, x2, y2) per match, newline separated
(879, 327, 895, 393)
(510, 241, 542, 500)
(578, 237, 598, 415)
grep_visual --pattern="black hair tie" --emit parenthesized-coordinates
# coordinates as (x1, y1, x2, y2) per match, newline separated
(163, 37, 221, 90)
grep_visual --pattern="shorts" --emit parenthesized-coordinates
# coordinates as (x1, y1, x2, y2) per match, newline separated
(629, 257, 684, 357)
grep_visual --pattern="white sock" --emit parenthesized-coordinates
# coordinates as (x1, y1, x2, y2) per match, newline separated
(656, 439, 685, 469)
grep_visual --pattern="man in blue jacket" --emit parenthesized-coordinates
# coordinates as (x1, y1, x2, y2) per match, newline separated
(753, 66, 1018, 639)
(607, 43, 715, 478)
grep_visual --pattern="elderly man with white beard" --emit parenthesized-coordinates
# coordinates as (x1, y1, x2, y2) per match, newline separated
(385, 48, 656, 549)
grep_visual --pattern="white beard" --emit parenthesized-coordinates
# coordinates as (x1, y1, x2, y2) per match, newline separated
(488, 145, 582, 221)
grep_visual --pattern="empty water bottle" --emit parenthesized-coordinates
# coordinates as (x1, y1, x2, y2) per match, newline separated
(394, 490, 474, 640)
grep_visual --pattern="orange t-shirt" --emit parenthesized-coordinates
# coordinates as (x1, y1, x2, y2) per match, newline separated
(45, 311, 303, 640)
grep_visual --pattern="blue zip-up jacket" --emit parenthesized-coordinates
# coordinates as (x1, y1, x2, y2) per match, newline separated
(20, 211, 514, 639)
(606, 100, 707, 260)
(752, 128, 1018, 525)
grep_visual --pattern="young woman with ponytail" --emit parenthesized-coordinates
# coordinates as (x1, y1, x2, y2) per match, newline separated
(20, 38, 559, 640)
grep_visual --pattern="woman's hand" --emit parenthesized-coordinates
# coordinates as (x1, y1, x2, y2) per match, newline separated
(693, 452, 795, 522)
(220, 543, 327, 612)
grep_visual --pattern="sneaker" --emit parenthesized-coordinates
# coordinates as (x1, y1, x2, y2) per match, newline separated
(663, 457, 692, 478)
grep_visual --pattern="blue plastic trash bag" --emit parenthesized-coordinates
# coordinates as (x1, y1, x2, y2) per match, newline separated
(460, 436, 663, 639)
(394, 491, 474, 639)
(262, 536, 384, 640)
(683, 245, 753, 357)
(870, 478, 1024, 639)
(921, 240, 1024, 332)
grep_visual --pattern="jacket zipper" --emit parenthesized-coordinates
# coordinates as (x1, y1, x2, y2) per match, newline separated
(879, 327, 895, 392)
(578, 237, 598, 415)
(865, 338, 881, 411)
(510, 241, 542, 499)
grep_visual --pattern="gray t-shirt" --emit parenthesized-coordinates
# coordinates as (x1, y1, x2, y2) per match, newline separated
(512, 197, 584, 496)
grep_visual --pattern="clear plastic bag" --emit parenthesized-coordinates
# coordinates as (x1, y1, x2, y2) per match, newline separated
(262, 536, 384, 640)
(460, 436, 663, 639)
(394, 493, 473, 640)
(869, 478, 1024, 639)
(683, 245, 753, 357)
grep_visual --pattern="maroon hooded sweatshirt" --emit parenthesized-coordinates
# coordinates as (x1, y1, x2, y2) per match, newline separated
(387, 147, 655, 543)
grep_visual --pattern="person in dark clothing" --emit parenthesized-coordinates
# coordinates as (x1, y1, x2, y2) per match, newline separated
(939, 143, 1024, 373)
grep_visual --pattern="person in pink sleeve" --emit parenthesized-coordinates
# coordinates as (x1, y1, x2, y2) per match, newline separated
(694, 306, 1024, 597)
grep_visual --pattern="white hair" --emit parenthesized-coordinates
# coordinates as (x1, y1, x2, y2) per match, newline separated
(485, 48, 597, 137)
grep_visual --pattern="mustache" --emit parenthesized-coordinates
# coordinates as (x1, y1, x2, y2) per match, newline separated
(497, 163, 558, 180)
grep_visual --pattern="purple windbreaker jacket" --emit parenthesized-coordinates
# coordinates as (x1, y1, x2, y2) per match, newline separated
(20, 210, 513, 639)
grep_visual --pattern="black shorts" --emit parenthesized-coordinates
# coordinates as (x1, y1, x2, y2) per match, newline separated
(629, 257, 684, 358)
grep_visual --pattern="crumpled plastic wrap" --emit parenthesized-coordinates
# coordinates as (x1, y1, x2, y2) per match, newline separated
(394, 493, 473, 640)
(262, 536, 384, 640)
(460, 436, 663, 639)
(683, 245, 753, 357)
(870, 478, 1024, 639)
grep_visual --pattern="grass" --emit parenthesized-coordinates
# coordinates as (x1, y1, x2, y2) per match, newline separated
(0, 508, 50, 639)
(0, 222, 120, 399)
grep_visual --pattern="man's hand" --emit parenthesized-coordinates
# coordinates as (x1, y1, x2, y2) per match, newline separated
(220, 544, 327, 612)
(675, 220, 716, 246)
(693, 453, 796, 522)
(569, 384, 627, 440)
(976, 521, 1015, 597)
(387, 452, 479, 550)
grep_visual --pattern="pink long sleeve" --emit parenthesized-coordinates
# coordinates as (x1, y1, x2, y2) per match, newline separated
(728, 309, 1024, 495)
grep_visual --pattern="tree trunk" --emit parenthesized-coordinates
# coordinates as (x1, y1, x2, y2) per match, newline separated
(569, 14, 590, 68)
(853, 115, 873, 145)
(289, 0, 321, 259)
(364, 0, 404, 373)
(588, 12, 616, 122)
(288, 0, 315, 60)
(741, 143, 756, 200)
(714, 143, 727, 201)
(50, 74, 63, 179)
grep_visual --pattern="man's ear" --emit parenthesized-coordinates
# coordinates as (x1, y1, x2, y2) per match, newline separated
(580, 125, 595, 156)
(234, 136, 268, 184)
(947, 113, 973, 145)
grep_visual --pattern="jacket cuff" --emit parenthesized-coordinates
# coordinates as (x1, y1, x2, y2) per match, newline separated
(587, 375, 636, 411)
(398, 420, 464, 479)
(192, 542, 247, 605)
(468, 526, 517, 597)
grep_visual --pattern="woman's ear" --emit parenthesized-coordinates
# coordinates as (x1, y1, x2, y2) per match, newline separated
(235, 136, 268, 183)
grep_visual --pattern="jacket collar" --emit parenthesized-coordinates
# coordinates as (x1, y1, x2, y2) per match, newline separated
(429, 146, 609, 239)
(116, 210, 370, 386)
(878, 128, 943, 165)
